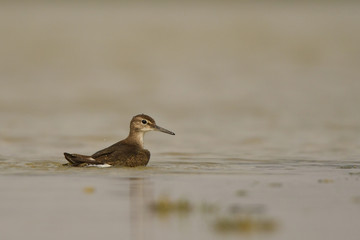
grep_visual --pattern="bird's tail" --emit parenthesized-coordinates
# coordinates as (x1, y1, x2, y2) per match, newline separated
(63, 152, 98, 166)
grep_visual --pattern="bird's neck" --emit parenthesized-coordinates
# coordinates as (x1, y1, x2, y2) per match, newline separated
(126, 130, 144, 148)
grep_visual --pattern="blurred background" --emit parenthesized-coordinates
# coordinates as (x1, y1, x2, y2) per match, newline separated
(1, 2, 360, 240)
(0, 1, 360, 161)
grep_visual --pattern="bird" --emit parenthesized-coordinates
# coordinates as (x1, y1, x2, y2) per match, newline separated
(63, 114, 175, 167)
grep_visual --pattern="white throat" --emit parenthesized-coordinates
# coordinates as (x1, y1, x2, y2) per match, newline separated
(135, 131, 144, 148)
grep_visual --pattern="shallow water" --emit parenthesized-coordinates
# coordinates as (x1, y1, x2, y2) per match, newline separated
(1, 2, 360, 240)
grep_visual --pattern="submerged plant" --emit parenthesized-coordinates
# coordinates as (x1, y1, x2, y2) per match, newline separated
(214, 215, 277, 234)
(149, 195, 193, 216)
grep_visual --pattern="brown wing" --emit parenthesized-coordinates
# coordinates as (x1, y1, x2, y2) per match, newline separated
(91, 140, 124, 159)
(92, 143, 150, 167)
(109, 149, 150, 167)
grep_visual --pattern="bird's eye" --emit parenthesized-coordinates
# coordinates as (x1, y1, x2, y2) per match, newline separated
(141, 120, 147, 124)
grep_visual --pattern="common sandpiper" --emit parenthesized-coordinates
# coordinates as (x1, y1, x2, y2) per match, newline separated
(64, 114, 175, 167)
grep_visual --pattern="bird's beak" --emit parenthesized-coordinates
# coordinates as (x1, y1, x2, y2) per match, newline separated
(154, 125, 175, 135)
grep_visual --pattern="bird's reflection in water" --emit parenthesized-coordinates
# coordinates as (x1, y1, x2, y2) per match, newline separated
(129, 178, 152, 240)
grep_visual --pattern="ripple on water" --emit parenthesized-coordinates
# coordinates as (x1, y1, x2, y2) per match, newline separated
(1, 152, 360, 177)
